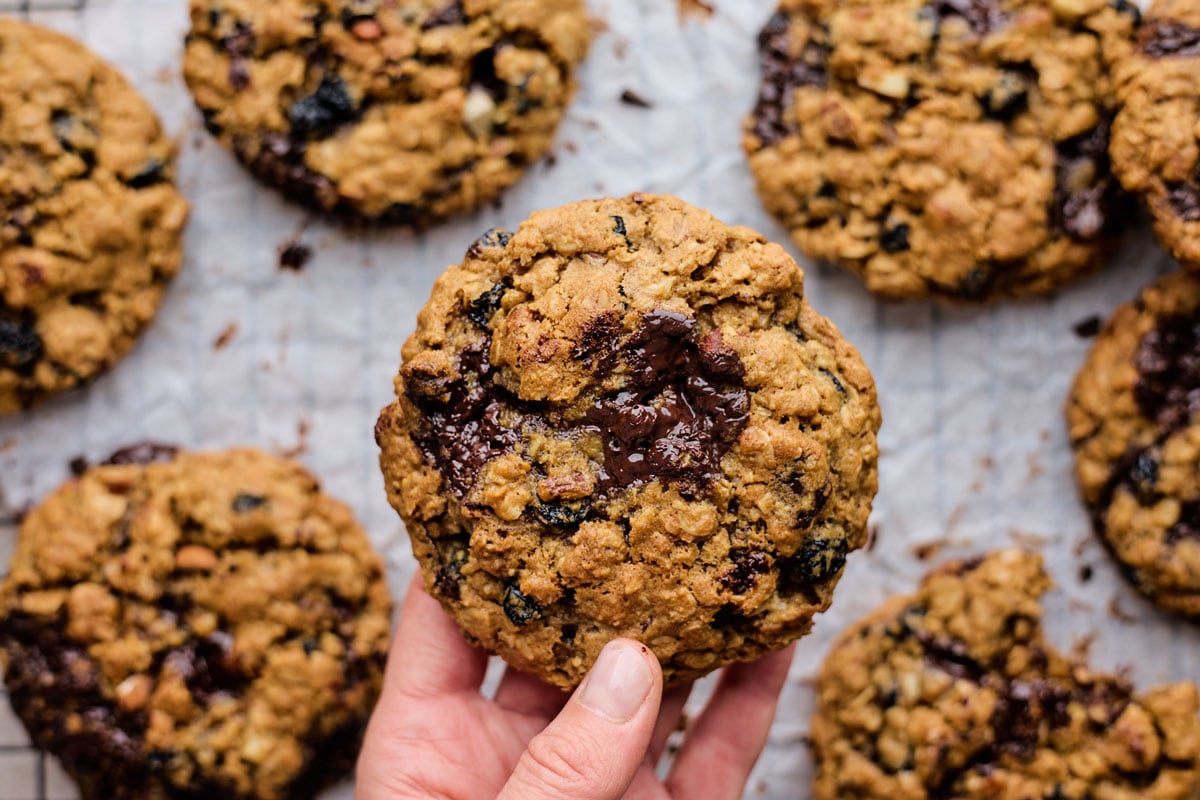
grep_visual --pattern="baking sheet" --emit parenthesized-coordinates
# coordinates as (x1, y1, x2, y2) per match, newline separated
(0, 0, 1197, 797)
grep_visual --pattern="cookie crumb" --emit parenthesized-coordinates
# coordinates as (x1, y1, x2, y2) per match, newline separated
(279, 419, 311, 459)
(68, 456, 89, 476)
(1108, 595, 1138, 624)
(213, 322, 238, 351)
(678, 0, 715, 20)
(279, 242, 313, 272)
(1079, 564, 1094, 582)
(1073, 314, 1102, 338)
(620, 89, 653, 108)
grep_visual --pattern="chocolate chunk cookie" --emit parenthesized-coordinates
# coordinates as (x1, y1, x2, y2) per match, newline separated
(0, 448, 393, 800)
(0, 21, 189, 414)
(1066, 272, 1200, 617)
(1110, 0, 1200, 270)
(183, 0, 591, 225)
(743, 0, 1137, 301)
(376, 193, 881, 688)
(811, 549, 1200, 799)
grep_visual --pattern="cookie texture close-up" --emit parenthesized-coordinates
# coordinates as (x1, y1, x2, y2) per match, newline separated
(183, 0, 592, 225)
(1066, 271, 1200, 617)
(743, 0, 1136, 301)
(376, 193, 881, 689)
(1110, 0, 1200, 270)
(0, 20, 189, 414)
(0, 447, 393, 800)
(811, 549, 1200, 799)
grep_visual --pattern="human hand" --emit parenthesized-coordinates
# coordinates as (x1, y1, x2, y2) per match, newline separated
(356, 576, 796, 800)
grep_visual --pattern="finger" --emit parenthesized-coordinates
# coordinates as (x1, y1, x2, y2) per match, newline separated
(385, 574, 488, 701)
(494, 666, 570, 721)
(496, 639, 663, 800)
(648, 682, 693, 764)
(664, 645, 796, 800)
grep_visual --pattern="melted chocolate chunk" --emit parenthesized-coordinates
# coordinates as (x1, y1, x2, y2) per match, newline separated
(1053, 125, 1124, 241)
(1168, 182, 1200, 221)
(917, 630, 986, 681)
(584, 311, 749, 495)
(468, 283, 508, 329)
(502, 584, 541, 625)
(1139, 18, 1200, 57)
(103, 443, 180, 466)
(1167, 500, 1200, 545)
(1133, 308, 1200, 432)
(289, 74, 359, 139)
(572, 311, 622, 369)
(0, 315, 43, 369)
(934, 0, 1007, 37)
(406, 339, 526, 499)
(720, 549, 771, 594)
(752, 11, 829, 146)
(422, 0, 465, 30)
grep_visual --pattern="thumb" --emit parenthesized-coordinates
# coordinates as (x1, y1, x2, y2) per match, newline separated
(496, 638, 663, 800)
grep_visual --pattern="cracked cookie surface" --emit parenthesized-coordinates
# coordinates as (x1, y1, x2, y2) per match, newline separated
(376, 193, 881, 688)
(0, 447, 393, 800)
(183, 0, 591, 225)
(811, 549, 1200, 799)
(1110, 0, 1200, 271)
(742, 0, 1136, 301)
(0, 20, 189, 414)
(1066, 272, 1200, 617)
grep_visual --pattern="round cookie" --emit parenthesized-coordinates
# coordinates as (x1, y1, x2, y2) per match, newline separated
(0, 447, 393, 800)
(376, 193, 881, 689)
(183, 0, 592, 225)
(1110, 0, 1200, 270)
(0, 21, 189, 414)
(1066, 271, 1200, 617)
(742, 0, 1137, 301)
(811, 549, 1200, 799)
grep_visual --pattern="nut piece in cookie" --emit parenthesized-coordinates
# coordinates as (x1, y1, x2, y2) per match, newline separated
(183, 0, 592, 225)
(0, 21, 189, 414)
(1066, 271, 1200, 617)
(376, 193, 881, 688)
(811, 549, 1200, 799)
(1110, 0, 1200, 270)
(743, 0, 1138, 301)
(0, 448, 393, 800)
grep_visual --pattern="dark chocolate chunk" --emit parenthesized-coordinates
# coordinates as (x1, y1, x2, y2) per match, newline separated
(1052, 125, 1124, 241)
(619, 89, 653, 109)
(1168, 182, 1200, 222)
(572, 311, 622, 370)
(0, 315, 43, 369)
(1167, 500, 1200, 545)
(468, 47, 508, 101)
(422, 0, 465, 30)
(1133, 308, 1200, 432)
(103, 443, 180, 466)
(279, 242, 313, 271)
(468, 283, 508, 329)
(917, 630, 986, 682)
(720, 549, 771, 594)
(751, 11, 829, 146)
(467, 227, 512, 257)
(231, 494, 267, 513)
(1138, 17, 1200, 58)
(289, 74, 359, 139)
(124, 160, 168, 189)
(934, 0, 1008, 37)
(880, 222, 911, 254)
(979, 69, 1031, 121)
(502, 584, 541, 625)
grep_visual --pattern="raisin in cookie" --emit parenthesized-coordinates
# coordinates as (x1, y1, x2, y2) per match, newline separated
(811, 549, 1200, 799)
(0, 447, 393, 800)
(1066, 272, 1200, 617)
(0, 21, 189, 414)
(1110, 0, 1200, 270)
(743, 0, 1136, 301)
(376, 193, 881, 689)
(183, 0, 591, 225)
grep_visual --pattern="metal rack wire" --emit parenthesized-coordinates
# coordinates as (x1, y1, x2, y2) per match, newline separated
(0, 0, 86, 13)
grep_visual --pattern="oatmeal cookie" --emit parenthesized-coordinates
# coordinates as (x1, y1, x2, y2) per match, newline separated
(183, 0, 591, 224)
(811, 549, 1200, 799)
(0, 20, 189, 413)
(376, 193, 881, 688)
(0, 447, 393, 800)
(1066, 271, 1200, 617)
(743, 0, 1137, 300)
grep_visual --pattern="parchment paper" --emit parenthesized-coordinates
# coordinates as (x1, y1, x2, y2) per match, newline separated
(0, 0, 1196, 797)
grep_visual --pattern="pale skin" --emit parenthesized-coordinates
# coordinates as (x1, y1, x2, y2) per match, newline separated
(356, 577, 797, 800)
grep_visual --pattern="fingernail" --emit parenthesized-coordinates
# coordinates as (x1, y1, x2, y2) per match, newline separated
(578, 640, 653, 723)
